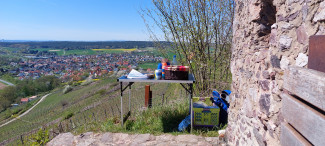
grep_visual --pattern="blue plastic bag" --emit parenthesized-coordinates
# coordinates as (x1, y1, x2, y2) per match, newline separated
(178, 115, 191, 131)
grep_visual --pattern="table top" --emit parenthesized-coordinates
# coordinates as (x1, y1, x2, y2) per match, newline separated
(117, 74, 195, 84)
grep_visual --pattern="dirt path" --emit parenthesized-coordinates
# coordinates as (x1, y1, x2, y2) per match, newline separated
(0, 79, 14, 86)
(0, 93, 51, 128)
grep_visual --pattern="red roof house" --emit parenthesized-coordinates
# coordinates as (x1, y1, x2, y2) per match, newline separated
(21, 98, 29, 103)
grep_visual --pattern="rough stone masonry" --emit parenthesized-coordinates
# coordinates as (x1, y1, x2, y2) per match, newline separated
(227, 0, 325, 145)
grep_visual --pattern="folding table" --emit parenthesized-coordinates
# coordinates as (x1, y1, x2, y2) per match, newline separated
(117, 74, 195, 132)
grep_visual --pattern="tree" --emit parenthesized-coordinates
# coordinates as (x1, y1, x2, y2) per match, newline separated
(142, 0, 234, 94)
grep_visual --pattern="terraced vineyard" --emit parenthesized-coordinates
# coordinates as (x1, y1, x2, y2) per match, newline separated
(0, 77, 186, 145)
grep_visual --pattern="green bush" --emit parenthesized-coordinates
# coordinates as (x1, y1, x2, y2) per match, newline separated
(28, 128, 49, 146)
(64, 112, 74, 120)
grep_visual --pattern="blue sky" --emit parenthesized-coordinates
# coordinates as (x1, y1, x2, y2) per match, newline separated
(0, 0, 157, 41)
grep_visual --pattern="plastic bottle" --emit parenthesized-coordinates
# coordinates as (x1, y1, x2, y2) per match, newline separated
(162, 63, 167, 79)
(172, 55, 178, 66)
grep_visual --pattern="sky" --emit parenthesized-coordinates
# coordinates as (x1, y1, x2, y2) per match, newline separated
(0, 0, 158, 41)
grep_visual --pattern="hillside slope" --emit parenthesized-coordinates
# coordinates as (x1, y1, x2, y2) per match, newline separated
(0, 77, 174, 145)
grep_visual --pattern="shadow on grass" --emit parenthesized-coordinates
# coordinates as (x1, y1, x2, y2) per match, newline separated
(123, 111, 131, 123)
(160, 109, 188, 133)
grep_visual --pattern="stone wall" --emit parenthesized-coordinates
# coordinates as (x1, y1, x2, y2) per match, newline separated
(227, 0, 325, 145)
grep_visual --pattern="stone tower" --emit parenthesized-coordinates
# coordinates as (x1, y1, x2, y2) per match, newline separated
(227, 0, 325, 145)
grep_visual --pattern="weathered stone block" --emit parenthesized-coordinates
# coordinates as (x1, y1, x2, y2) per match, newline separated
(47, 133, 75, 146)
(259, 94, 270, 114)
(287, 0, 300, 5)
(296, 24, 308, 44)
(295, 53, 308, 67)
(279, 35, 292, 50)
(281, 22, 292, 30)
(262, 71, 270, 79)
(253, 128, 266, 146)
(175, 135, 199, 143)
(271, 55, 280, 68)
(249, 3, 261, 22)
(259, 80, 270, 91)
(287, 11, 300, 21)
(269, 29, 277, 46)
(313, 1, 325, 22)
(280, 56, 290, 70)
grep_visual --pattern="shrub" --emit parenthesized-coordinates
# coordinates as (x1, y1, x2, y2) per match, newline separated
(28, 128, 49, 146)
(64, 112, 74, 120)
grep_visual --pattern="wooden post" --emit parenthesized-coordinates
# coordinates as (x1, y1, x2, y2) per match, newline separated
(104, 109, 108, 118)
(59, 122, 63, 133)
(129, 84, 131, 112)
(70, 119, 74, 129)
(92, 112, 96, 122)
(145, 85, 150, 107)
(20, 135, 24, 145)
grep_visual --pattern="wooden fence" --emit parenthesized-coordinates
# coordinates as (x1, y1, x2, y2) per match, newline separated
(281, 66, 325, 146)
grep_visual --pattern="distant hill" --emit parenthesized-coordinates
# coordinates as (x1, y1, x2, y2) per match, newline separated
(0, 41, 153, 50)
(0, 41, 170, 50)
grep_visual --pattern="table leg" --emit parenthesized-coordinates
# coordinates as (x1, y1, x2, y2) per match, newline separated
(189, 84, 193, 133)
(129, 84, 131, 112)
(120, 82, 123, 127)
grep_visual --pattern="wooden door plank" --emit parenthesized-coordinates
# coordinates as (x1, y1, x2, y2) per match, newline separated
(281, 93, 325, 146)
(283, 66, 325, 111)
(281, 123, 312, 146)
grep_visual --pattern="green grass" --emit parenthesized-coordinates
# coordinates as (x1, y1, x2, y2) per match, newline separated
(68, 83, 225, 137)
(138, 62, 159, 69)
(0, 74, 18, 84)
(72, 101, 225, 137)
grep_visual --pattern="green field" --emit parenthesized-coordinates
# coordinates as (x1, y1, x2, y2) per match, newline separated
(31, 48, 96, 56)
(2, 47, 21, 51)
(138, 62, 159, 69)
(91, 48, 137, 54)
